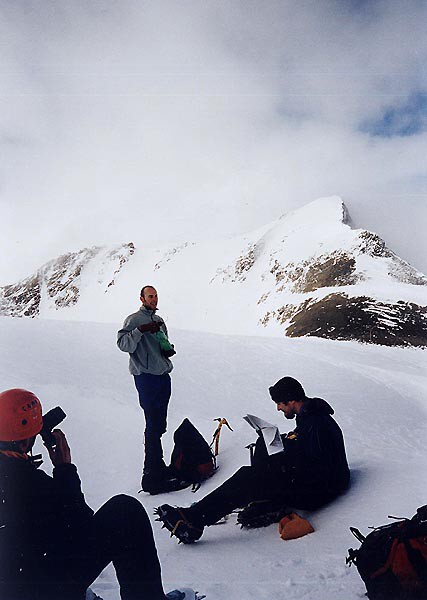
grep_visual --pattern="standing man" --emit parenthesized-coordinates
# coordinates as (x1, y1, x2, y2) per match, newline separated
(117, 286, 178, 494)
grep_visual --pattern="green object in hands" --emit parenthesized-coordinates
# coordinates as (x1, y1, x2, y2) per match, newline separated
(156, 330, 176, 357)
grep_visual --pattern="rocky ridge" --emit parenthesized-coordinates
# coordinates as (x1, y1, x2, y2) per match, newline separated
(0, 243, 134, 317)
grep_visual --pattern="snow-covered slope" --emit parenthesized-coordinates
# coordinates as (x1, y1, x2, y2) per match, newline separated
(1, 197, 426, 346)
(0, 316, 425, 599)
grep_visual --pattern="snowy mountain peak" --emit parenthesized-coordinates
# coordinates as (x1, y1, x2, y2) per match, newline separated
(279, 195, 350, 229)
(1, 198, 426, 347)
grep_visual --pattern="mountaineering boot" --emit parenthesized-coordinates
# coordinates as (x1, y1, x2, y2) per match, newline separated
(154, 504, 204, 544)
(165, 588, 206, 600)
(141, 471, 190, 495)
(236, 499, 289, 529)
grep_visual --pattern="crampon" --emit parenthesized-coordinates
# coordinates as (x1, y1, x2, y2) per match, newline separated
(154, 504, 204, 544)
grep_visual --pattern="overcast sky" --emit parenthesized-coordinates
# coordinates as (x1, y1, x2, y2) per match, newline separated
(1, 0, 426, 285)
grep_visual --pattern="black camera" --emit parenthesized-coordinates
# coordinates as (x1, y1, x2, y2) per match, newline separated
(40, 406, 66, 448)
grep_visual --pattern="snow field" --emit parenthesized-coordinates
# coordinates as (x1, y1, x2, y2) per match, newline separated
(0, 316, 425, 599)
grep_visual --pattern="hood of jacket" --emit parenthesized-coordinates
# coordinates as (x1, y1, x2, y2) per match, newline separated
(299, 397, 334, 417)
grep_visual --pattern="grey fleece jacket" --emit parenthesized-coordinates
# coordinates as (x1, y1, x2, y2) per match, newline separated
(117, 306, 174, 376)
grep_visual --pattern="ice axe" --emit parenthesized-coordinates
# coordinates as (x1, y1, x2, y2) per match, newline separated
(210, 418, 233, 456)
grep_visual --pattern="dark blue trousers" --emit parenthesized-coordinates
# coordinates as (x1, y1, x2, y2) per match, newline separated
(134, 373, 171, 476)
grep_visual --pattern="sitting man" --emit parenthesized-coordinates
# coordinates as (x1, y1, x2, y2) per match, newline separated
(0, 388, 197, 600)
(156, 376, 350, 544)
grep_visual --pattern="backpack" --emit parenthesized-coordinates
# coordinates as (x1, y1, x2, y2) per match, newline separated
(346, 505, 427, 599)
(169, 419, 216, 489)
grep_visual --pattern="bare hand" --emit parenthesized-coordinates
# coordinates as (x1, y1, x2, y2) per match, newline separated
(47, 429, 71, 466)
(138, 322, 160, 334)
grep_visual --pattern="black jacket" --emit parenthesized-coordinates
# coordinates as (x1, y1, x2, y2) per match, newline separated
(0, 453, 93, 598)
(279, 397, 350, 503)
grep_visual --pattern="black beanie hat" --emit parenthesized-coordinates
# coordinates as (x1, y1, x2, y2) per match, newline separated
(269, 377, 306, 404)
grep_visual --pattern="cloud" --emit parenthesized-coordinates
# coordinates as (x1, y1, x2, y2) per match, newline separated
(0, 0, 426, 284)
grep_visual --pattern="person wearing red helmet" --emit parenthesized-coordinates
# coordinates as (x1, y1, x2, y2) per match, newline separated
(0, 388, 198, 600)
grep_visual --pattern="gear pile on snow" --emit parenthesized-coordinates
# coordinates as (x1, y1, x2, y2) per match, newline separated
(169, 418, 216, 490)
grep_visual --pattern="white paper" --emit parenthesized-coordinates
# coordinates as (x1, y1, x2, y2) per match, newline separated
(243, 414, 284, 455)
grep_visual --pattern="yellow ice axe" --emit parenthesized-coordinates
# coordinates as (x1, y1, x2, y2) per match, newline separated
(211, 418, 233, 456)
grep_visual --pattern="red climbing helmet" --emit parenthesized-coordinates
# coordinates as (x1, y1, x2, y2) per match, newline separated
(0, 388, 43, 441)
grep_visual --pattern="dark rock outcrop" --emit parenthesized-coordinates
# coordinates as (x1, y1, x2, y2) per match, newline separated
(285, 293, 427, 347)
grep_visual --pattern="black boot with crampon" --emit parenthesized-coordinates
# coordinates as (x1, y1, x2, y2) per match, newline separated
(154, 504, 204, 544)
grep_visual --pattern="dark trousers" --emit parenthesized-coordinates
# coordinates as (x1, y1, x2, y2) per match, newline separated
(69, 495, 165, 600)
(3, 495, 166, 600)
(134, 373, 171, 476)
(187, 464, 289, 526)
(188, 439, 333, 527)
